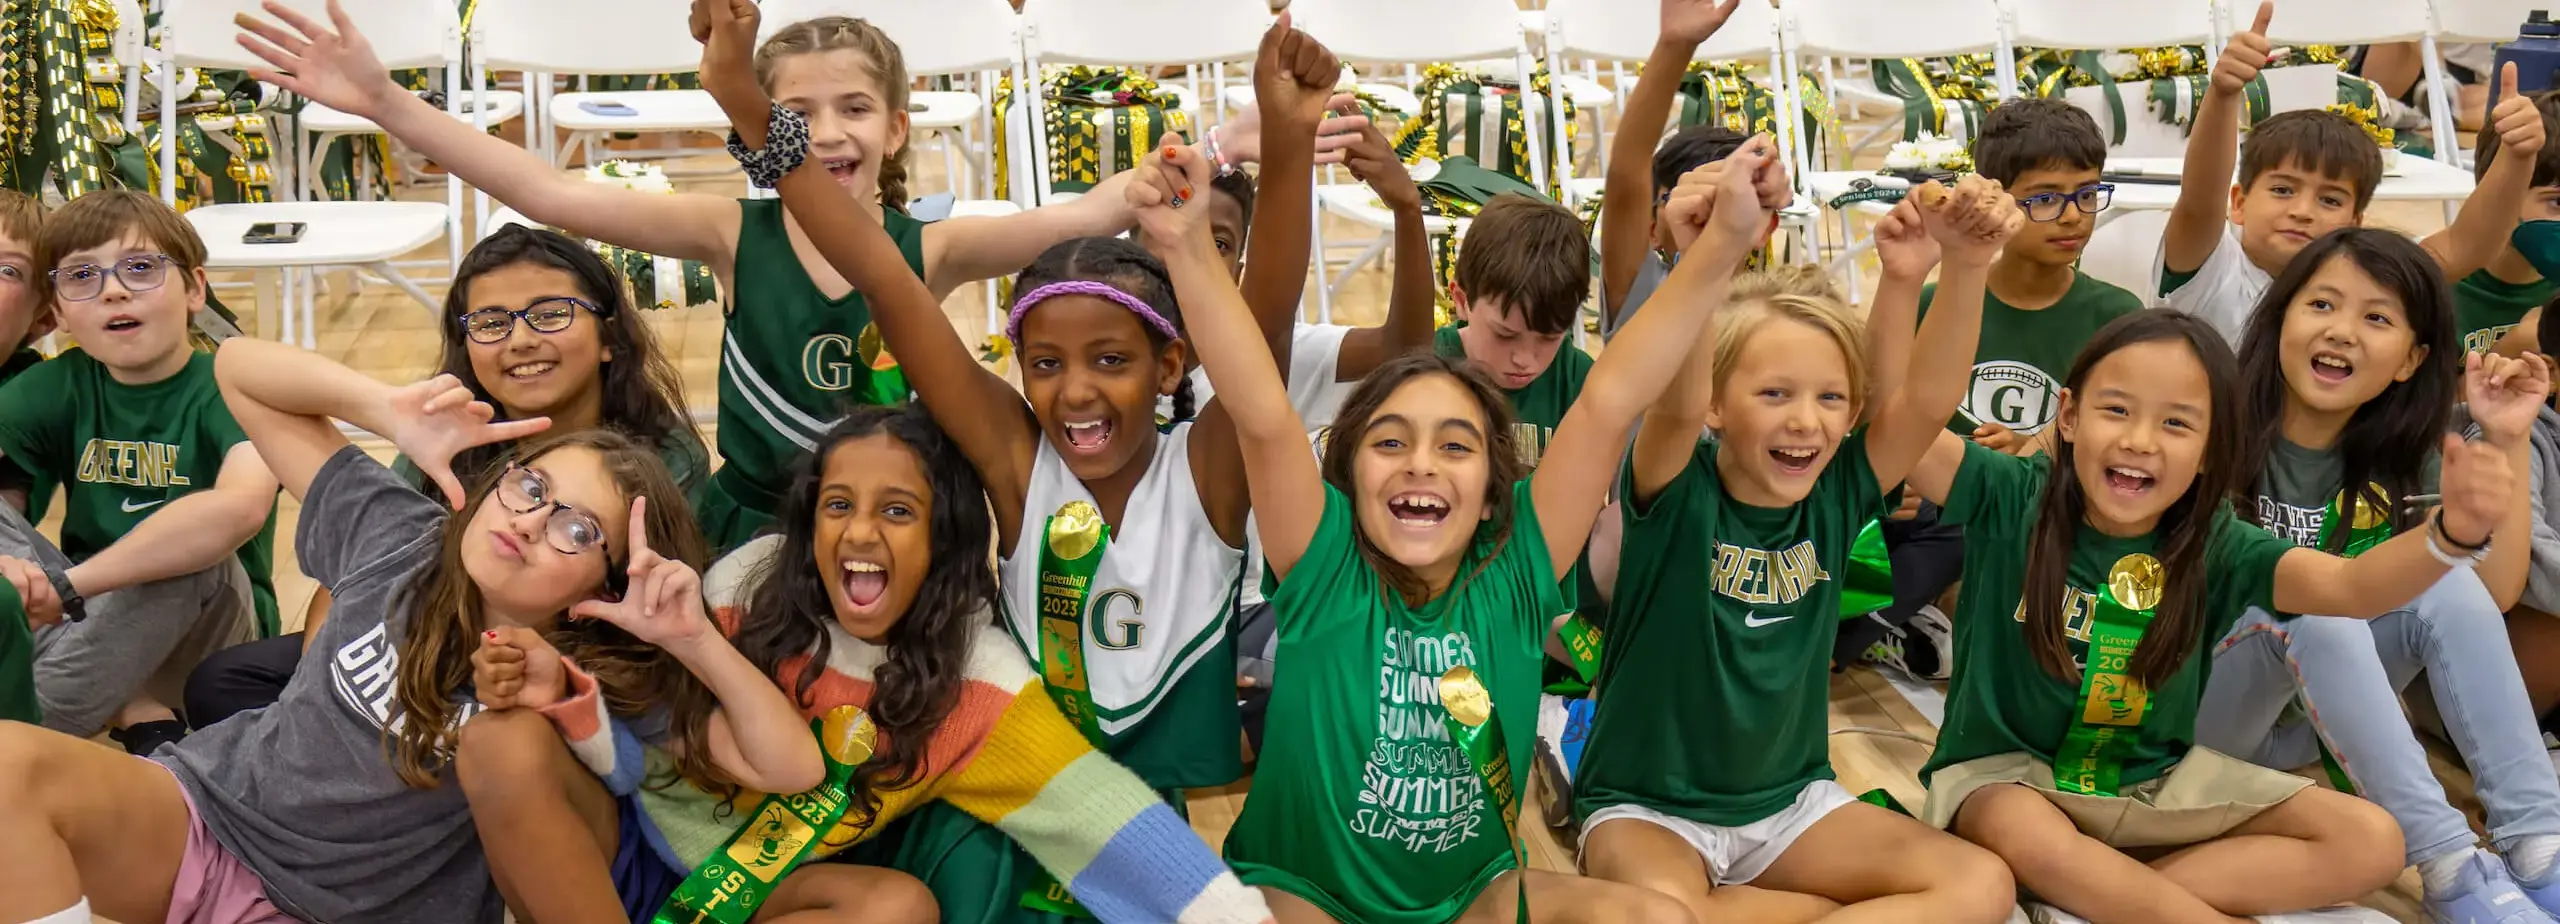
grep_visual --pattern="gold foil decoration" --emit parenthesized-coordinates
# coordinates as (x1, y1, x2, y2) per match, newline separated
(1046, 500, 1105, 560)
(2108, 553, 2165, 612)
(2351, 483, 2391, 532)
(819, 705, 877, 765)
(859, 321, 897, 371)
(1439, 666, 1491, 727)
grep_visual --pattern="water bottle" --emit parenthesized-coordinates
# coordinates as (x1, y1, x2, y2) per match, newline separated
(2492, 10, 2560, 112)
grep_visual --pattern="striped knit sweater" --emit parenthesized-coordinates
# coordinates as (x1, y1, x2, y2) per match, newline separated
(538, 535, 1269, 924)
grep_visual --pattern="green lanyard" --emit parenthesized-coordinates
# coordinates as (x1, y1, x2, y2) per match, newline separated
(1025, 499, 1113, 917)
(2053, 554, 2164, 796)
(1441, 667, 1529, 924)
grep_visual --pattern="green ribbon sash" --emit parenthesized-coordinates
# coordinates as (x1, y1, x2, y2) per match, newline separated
(654, 707, 876, 924)
(1026, 500, 1112, 916)
(1838, 518, 1894, 619)
(1856, 787, 1911, 816)
(1441, 667, 1529, 924)
(2054, 554, 2163, 797)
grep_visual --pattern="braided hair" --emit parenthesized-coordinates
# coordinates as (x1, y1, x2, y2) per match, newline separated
(1013, 237, 1197, 422)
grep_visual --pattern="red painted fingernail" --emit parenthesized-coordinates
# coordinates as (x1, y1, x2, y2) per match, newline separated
(1179, 186, 1193, 200)
(484, 630, 498, 641)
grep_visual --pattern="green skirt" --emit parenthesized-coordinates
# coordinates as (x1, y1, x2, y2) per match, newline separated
(844, 802, 1084, 924)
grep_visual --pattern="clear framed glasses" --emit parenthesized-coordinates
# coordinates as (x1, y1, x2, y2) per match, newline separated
(495, 464, 610, 556)
(2018, 183, 2115, 223)
(458, 296, 601, 345)
(48, 253, 173, 301)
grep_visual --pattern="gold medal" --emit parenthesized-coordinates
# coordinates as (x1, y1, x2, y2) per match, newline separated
(859, 322, 898, 371)
(1440, 666, 1491, 727)
(2108, 553, 2164, 611)
(1046, 501, 1105, 560)
(819, 705, 877, 765)
(2350, 482, 2391, 532)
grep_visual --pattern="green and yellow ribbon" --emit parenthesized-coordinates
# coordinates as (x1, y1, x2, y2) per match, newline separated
(1024, 499, 1112, 916)
(654, 707, 877, 924)
(1441, 667, 1528, 924)
(2054, 553, 2163, 797)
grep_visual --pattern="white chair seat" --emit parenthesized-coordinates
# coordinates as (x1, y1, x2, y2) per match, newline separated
(1316, 182, 1467, 235)
(1471, 60, 1614, 109)
(191, 202, 449, 268)
(549, 89, 731, 133)
(486, 205, 538, 236)
(1519, 9, 1546, 34)
(300, 91, 525, 135)
(910, 90, 985, 130)
(1218, 83, 1421, 117)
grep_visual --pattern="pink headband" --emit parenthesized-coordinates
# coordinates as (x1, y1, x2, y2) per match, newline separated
(1006, 280, 1181, 349)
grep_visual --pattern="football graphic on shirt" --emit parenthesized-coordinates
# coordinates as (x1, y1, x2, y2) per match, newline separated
(1959, 361, 2061, 435)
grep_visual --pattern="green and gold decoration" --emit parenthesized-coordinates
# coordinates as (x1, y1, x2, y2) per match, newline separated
(1672, 61, 1838, 167)
(2, 0, 118, 199)
(2053, 553, 2163, 797)
(1021, 498, 1113, 917)
(994, 66, 1192, 201)
(654, 706, 877, 924)
(1870, 55, 2004, 142)
(1837, 518, 1894, 619)
(579, 160, 721, 311)
(1390, 63, 1574, 198)
(1440, 666, 1529, 924)
(1557, 612, 1603, 685)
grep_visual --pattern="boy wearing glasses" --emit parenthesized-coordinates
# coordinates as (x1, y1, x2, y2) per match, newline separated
(2160, 1, 2536, 346)
(0, 190, 278, 752)
(1839, 98, 2144, 682)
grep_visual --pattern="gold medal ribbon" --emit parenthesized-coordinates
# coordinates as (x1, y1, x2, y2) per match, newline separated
(655, 707, 876, 924)
(1441, 667, 1528, 924)
(2053, 554, 2163, 797)
(1022, 500, 1111, 917)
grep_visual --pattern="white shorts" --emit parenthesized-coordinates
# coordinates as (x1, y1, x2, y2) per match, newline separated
(1579, 780, 1856, 887)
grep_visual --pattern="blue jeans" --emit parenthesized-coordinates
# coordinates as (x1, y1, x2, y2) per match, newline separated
(2200, 569, 2560, 865)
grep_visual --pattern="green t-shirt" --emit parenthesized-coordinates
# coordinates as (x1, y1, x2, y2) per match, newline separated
(1226, 481, 1560, 924)
(2454, 269, 2555, 356)
(1576, 431, 1886, 826)
(0, 350, 280, 635)
(0, 348, 54, 521)
(1432, 325, 1594, 445)
(2252, 439, 2435, 551)
(1920, 444, 2291, 786)
(1920, 272, 2142, 438)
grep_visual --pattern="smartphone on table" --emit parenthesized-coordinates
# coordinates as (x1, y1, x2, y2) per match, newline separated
(578, 100, 639, 117)
(243, 222, 306, 244)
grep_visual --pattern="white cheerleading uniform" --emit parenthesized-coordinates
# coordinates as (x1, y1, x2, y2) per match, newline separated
(1000, 422, 1247, 787)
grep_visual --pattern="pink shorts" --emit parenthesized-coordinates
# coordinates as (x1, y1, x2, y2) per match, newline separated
(152, 762, 292, 924)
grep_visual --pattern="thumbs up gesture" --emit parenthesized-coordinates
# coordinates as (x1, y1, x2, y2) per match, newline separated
(2213, 1, 2275, 97)
(2491, 62, 2547, 159)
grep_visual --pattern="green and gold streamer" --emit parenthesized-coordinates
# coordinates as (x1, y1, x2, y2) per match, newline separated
(1440, 667, 1528, 924)
(2053, 554, 2163, 797)
(654, 707, 877, 924)
(994, 66, 1190, 201)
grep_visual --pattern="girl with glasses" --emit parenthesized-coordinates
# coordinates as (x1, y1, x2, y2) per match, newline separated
(182, 225, 706, 733)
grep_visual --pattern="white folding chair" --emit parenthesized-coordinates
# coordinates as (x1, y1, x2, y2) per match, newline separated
(1540, 0, 1792, 207)
(471, 0, 730, 173)
(160, 0, 454, 349)
(1013, 0, 1268, 207)
(2008, 0, 2217, 159)
(1290, 0, 1549, 323)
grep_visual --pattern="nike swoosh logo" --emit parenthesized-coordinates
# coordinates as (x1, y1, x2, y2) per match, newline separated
(121, 497, 166, 513)
(1742, 613, 1794, 629)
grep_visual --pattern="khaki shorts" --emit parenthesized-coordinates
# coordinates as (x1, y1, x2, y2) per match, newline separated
(1920, 748, 2313, 849)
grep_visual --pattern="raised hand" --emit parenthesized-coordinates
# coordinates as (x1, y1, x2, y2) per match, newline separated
(234, 0, 405, 118)
(1343, 111, 1421, 214)
(1916, 174, 2024, 267)
(1659, 160, 1727, 255)
(1221, 94, 1370, 168)
(2491, 63, 2547, 159)
(383, 374, 554, 511)
(1873, 198, 1940, 279)
(2438, 431, 2514, 548)
(568, 497, 712, 649)
(1124, 137, 1219, 253)
(473, 626, 568, 710)
(2465, 350, 2555, 447)
(2213, 1, 2274, 97)
(0, 557, 59, 630)
(692, 0, 766, 121)
(1253, 13, 1343, 131)
(1661, 0, 1745, 48)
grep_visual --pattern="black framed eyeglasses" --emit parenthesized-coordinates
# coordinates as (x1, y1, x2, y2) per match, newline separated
(48, 253, 174, 301)
(494, 463, 610, 556)
(458, 296, 603, 345)
(2018, 183, 2115, 223)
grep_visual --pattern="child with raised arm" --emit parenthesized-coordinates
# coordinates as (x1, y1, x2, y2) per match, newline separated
(1899, 309, 2535, 923)
(695, 2, 1328, 918)
(1163, 104, 1790, 917)
(237, 0, 1162, 551)
(2158, 1, 2541, 346)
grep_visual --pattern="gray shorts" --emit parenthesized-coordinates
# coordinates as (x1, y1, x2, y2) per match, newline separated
(0, 502, 255, 736)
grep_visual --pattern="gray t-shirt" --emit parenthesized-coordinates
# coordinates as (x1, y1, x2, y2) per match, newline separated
(1605, 251, 1672, 338)
(2255, 438, 2438, 550)
(157, 446, 500, 924)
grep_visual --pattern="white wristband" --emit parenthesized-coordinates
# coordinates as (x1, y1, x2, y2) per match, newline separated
(2426, 525, 2485, 569)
